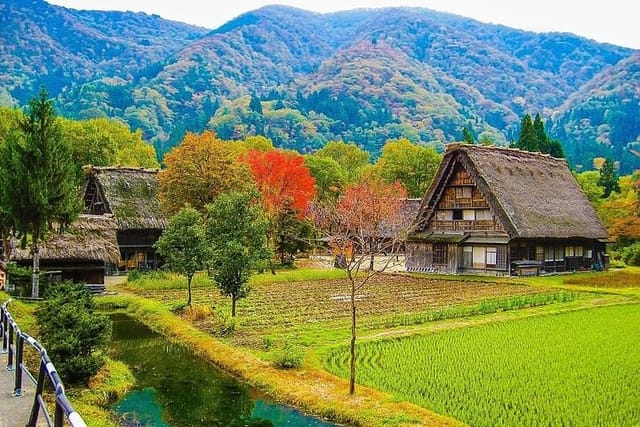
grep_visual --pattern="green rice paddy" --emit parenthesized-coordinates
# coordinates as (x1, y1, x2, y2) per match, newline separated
(325, 304, 640, 426)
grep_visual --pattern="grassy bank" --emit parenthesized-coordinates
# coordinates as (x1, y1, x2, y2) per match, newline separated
(1, 296, 134, 427)
(96, 293, 462, 426)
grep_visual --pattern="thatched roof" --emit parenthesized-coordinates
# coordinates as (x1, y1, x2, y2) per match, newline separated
(414, 144, 608, 239)
(12, 214, 121, 263)
(84, 166, 167, 231)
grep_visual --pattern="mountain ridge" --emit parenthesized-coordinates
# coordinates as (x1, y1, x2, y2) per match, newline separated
(1, 1, 638, 172)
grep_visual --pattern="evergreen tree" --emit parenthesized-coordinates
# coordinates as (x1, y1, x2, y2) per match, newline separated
(462, 124, 475, 144)
(1, 89, 81, 297)
(35, 281, 111, 386)
(533, 113, 548, 152)
(597, 158, 621, 198)
(248, 94, 263, 115)
(517, 113, 537, 151)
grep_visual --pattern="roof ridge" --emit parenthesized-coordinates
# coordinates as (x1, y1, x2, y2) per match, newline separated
(445, 143, 565, 162)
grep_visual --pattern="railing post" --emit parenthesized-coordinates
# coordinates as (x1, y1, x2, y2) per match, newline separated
(27, 358, 46, 427)
(13, 333, 24, 396)
(6, 322, 14, 371)
(54, 400, 64, 427)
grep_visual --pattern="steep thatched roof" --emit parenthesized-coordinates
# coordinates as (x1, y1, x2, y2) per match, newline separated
(414, 144, 608, 239)
(84, 166, 167, 231)
(12, 214, 120, 263)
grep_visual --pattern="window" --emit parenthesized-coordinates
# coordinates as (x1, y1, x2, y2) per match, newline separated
(455, 187, 472, 199)
(453, 210, 463, 220)
(475, 209, 492, 220)
(535, 246, 544, 262)
(473, 246, 485, 268)
(436, 210, 453, 221)
(566, 245, 584, 257)
(462, 246, 473, 268)
(586, 249, 593, 259)
(463, 209, 475, 220)
(433, 243, 448, 264)
(486, 247, 497, 266)
(545, 246, 555, 262)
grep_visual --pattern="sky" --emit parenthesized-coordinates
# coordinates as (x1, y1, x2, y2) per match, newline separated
(47, 0, 640, 49)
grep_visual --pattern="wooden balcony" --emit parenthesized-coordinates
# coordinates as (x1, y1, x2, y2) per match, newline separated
(438, 198, 489, 209)
(433, 220, 499, 231)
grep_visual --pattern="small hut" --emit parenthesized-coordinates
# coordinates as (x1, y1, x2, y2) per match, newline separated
(82, 166, 168, 270)
(12, 214, 120, 284)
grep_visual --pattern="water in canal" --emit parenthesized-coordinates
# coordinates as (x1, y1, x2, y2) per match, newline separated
(109, 313, 337, 427)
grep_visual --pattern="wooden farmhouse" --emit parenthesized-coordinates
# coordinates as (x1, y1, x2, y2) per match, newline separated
(11, 214, 121, 284)
(82, 166, 168, 271)
(406, 144, 609, 275)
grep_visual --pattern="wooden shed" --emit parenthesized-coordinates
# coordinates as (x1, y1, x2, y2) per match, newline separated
(82, 166, 168, 270)
(11, 214, 121, 284)
(406, 144, 609, 275)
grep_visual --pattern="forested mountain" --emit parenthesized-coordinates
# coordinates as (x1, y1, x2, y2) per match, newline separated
(1, 1, 638, 172)
(0, 0, 207, 104)
(551, 53, 640, 174)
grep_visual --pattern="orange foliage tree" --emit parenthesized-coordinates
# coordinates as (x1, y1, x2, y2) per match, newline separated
(312, 178, 409, 394)
(243, 149, 317, 267)
(159, 131, 252, 215)
(243, 149, 316, 218)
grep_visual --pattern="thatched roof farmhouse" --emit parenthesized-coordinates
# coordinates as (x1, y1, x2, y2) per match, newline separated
(12, 214, 120, 284)
(406, 144, 608, 275)
(83, 166, 167, 270)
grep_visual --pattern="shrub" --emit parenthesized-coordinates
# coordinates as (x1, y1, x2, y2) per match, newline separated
(621, 242, 640, 266)
(127, 269, 142, 282)
(35, 281, 111, 386)
(273, 343, 304, 369)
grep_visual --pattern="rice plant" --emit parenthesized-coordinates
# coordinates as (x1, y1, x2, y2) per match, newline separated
(325, 304, 640, 426)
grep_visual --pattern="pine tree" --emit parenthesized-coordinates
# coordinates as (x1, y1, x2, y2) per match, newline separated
(248, 94, 263, 115)
(2, 89, 81, 297)
(533, 113, 548, 152)
(462, 124, 475, 144)
(597, 158, 621, 198)
(517, 113, 537, 151)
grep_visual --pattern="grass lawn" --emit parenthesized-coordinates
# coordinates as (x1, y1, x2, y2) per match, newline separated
(325, 304, 640, 426)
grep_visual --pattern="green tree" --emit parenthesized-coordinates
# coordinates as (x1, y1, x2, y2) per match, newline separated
(274, 199, 313, 265)
(517, 113, 537, 152)
(35, 281, 111, 386)
(316, 140, 370, 183)
(533, 113, 548, 151)
(304, 154, 346, 202)
(598, 158, 621, 198)
(249, 94, 263, 115)
(372, 138, 442, 198)
(206, 191, 271, 317)
(155, 207, 209, 306)
(1, 89, 81, 297)
(462, 124, 475, 144)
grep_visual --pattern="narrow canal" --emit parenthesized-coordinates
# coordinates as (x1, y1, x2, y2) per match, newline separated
(109, 313, 337, 427)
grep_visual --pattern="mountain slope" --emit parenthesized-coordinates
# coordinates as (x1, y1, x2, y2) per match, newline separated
(551, 53, 640, 174)
(1, 2, 637, 171)
(0, 0, 207, 105)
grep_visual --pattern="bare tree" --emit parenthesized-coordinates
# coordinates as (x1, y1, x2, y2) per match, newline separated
(312, 178, 409, 394)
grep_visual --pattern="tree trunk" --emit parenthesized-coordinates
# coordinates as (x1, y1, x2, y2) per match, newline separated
(231, 295, 237, 317)
(349, 278, 357, 394)
(187, 274, 192, 306)
(269, 259, 276, 275)
(31, 241, 40, 298)
(369, 236, 375, 270)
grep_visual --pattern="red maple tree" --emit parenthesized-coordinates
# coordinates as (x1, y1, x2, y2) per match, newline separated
(243, 149, 316, 218)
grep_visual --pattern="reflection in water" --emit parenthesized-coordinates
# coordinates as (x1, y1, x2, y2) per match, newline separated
(109, 313, 336, 427)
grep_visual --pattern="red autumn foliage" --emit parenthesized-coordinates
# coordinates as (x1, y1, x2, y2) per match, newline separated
(243, 149, 316, 218)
